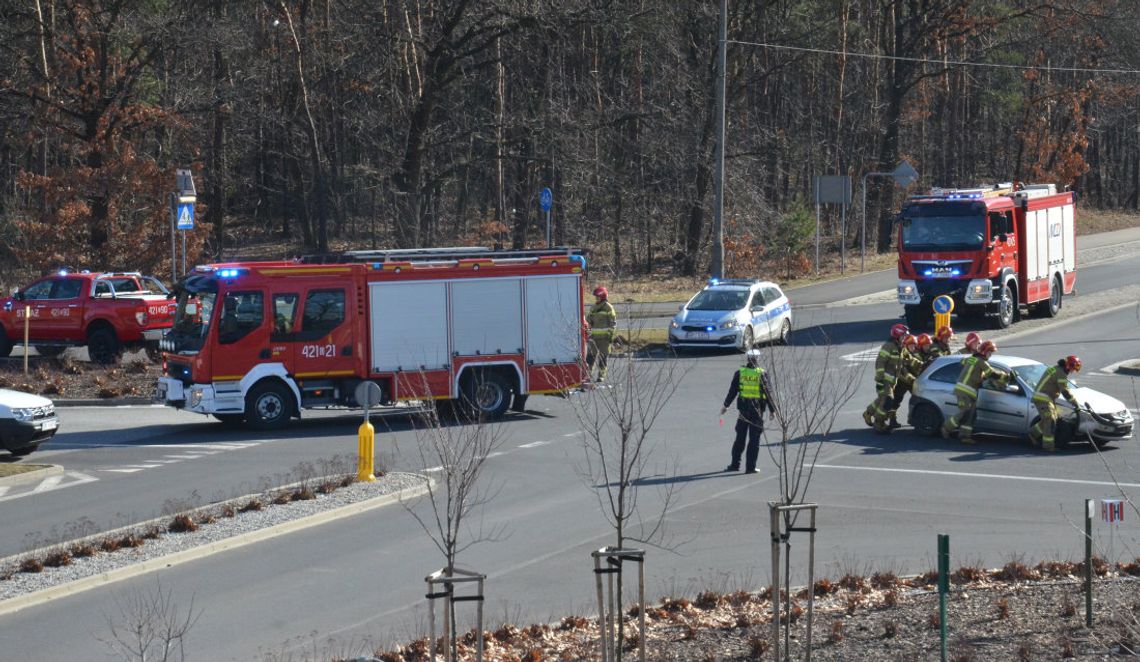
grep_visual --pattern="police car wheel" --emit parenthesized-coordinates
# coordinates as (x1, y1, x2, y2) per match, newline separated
(777, 319, 791, 345)
(738, 326, 754, 352)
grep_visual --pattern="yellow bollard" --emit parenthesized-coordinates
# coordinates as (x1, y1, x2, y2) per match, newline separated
(357, 419, 377, 482)
(932, 295, 954, 337)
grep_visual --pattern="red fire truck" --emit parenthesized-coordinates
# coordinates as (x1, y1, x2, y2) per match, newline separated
(154, 247, 587, 428)
(896, 183, 1076, 329)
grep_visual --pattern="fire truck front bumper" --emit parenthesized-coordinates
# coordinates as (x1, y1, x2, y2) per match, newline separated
(155, 377, 243, 415)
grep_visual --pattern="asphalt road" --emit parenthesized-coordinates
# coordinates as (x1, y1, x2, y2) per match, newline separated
(2, 303, 1139, 657)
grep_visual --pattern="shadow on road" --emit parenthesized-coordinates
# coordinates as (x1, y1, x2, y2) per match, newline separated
(832, 427, 1121, 460)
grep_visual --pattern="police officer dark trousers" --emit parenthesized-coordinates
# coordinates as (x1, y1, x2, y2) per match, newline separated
(720, 349, 777, 474)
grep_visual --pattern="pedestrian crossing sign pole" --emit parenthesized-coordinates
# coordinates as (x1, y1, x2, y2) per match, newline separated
(170, 169, 196, 279)
(932, 295, 954, 335)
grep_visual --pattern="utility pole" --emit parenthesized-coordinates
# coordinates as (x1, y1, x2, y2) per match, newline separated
(711, 0, 727, 279)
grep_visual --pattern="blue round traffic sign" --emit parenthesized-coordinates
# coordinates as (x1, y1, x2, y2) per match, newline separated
(933, 295, 954, 314)
(540, 187, 553, 212)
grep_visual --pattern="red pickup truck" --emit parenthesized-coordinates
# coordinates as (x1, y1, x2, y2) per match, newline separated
(0, 271, 175, 364)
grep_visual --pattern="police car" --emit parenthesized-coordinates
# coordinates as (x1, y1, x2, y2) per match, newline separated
(668, 279, 793, 351)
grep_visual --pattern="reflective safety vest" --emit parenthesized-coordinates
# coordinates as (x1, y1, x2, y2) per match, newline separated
(874, 341, 902, 384)
(955, 355, 1005, 399)
(1033, 366, 1075, 404)
(587, 301, 617, 337)
(739, 367, 766, 400)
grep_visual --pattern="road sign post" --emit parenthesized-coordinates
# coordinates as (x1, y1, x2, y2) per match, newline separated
(938, 533, 949, 661)
(172, 169, 197, 279)
(354, 382, 383, 482)
(540, 187, 553, 247)
(933, 295, 954, 334)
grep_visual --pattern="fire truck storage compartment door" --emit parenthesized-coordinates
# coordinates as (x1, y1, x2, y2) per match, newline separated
(369, 281, 449, 372)
(1026, 209, 1047, 281)
(450, 278, 523, 356)
(523, 275, 581, 364)
(1061, 204, 1075, 272)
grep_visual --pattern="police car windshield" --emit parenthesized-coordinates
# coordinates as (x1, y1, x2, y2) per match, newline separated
(688, 289, 749, 311)
(901, 202, 985, 251)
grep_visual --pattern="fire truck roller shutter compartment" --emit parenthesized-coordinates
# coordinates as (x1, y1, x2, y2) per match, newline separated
(524, 275, 582, 364)
(450, 278, 524, 356)
(369, 281, 449, 373)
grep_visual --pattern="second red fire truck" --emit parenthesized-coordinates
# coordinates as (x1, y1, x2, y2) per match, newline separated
(155, 247, 587, 428)
(896, 183, 1076, 329)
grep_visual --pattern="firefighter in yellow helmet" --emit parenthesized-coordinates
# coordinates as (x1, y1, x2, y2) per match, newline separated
(585, 285, 617, 382)
(941, 340, 1011, 444)
(863, 323, 908, 433)
(1028, 355, 1082, 452)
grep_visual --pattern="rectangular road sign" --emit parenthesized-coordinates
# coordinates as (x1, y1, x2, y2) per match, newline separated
(176, 202, 194, 230)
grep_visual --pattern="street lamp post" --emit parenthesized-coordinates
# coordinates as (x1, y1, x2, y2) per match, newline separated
(860, 161, 918, 271)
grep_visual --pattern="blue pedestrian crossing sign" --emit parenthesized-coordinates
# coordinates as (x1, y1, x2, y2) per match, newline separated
(176, 202, 194, 230)
(540, 187, 553, 212)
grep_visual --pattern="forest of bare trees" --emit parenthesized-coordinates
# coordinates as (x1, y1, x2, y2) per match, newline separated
(1, 0, 1138, 280)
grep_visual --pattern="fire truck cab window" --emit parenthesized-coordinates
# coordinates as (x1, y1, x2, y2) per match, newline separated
(21, 280, 53, 300)
(272, 293, 299, 339)
(218, 291, 264, 344)
(989, 211, 1013, 240)
(299, 289, 345, 340)
(52, 279, 83, 300)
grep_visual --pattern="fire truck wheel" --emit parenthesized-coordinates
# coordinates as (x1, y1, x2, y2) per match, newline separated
(462, 371, 511, 420)
(1035, 275, 1062, 318)
(246, 381, 293, 430)
(0, 332, 11, 358)
(993, 283, 1015, 329)
(87, 328, 122, 365)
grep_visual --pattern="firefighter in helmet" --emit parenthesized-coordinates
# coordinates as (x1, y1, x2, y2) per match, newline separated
(585, 285, 617, 382)
(719, 348, 777, 474)
(931, 326, 954, 358)
(915, 333, 937, 371)
(888, 334, 924, 428)
(1028, 355, 1082, 452)
(863, 323, 908, 433)
(958, 331, 982, 355)
(941, 339, 1011, 444)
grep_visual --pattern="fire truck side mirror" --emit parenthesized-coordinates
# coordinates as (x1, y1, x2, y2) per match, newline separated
(13, 290, 24, 301)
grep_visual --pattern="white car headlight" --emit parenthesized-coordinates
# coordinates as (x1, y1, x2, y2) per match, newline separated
(670, 320, 680, 329)
(719, 320, 736, 330)
(189, 388, 203, 407)
(11, 407, 35, 422)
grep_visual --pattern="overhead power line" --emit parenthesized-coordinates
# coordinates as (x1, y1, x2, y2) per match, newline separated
(727, 40, 1140, 75)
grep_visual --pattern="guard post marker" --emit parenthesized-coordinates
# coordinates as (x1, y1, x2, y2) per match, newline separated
(354, 381, 383, 483)
(938, 533, 949, 662)
(933, 295, 954, 336)
(1084, 499, 1094, 627)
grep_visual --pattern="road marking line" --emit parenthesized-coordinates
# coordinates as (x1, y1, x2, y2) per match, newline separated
(31, 475, 63, 492)
(103, 468, 146, 473)
(842, 348, 878, 362)
(0, 486, 10, 498)
(423, 466, 443, 473)
(816, 464, 1140, 489)
(518, 441, 550, 448)
(162, 454, 206, 460)
(485, 452, 506, 459)
(563, 431, 582, 437)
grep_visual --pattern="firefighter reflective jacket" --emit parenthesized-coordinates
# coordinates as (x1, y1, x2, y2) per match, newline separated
(1032, 366, 1077, 405)
(587, 300, 617, 338)
(874, 340, 902, 385)
(954, 355, 1008, 399)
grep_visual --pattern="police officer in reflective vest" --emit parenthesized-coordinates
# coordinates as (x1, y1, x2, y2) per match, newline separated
(719, 348, 777, 474)
(941, 340, 1010, 444)
(586, 285, 617, 382)
(1028, 355, 1082, 452)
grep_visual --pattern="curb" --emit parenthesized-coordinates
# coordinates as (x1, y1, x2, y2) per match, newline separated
(0, 475, 432, 617)
(53, 397, 156, 408)
(0, 464, 63, 487)
(1118, 364, 1140, 377)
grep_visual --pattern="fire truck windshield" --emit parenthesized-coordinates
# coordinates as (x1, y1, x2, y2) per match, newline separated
(169, 290, 217, 352)
(900, 202, 986, 252)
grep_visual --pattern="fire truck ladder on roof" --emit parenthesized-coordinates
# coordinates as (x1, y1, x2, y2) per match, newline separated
(298, 246, 584, 265)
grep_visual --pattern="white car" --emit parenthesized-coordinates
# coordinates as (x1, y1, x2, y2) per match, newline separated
(0, 388, 59, 457)
(668, 279, 792, 351)
(909, 354, 1133, 446)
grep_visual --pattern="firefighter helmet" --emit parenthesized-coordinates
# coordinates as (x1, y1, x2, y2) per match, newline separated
(890, 323, 909, 340)
(935, 326, 954, 343)
(978, 340, 997, 358)
(902, 334, 918, 351)
(593, 285, 609, 300)
(917, 333, 933, 349)
(964, 331, 981, 351)
(1063, 355, 1082, 373)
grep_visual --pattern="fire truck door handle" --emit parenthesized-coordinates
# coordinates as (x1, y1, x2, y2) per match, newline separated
(259, 349, 271, 359)
(341, 346, 352, 357)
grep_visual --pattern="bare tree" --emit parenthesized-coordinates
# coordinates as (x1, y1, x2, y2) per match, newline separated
(567, 310, 687, 658)
(757, 336, 863, 658)
(97, 578, 200, 662)
(400, 400, 508, 661)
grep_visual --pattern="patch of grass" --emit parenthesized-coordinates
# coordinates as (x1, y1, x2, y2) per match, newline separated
(167, 513, 198, 533)
(42, 548, 73, 568)
(19, 557, 44, 574)
(238, 498, 264, 512)
(0, 464, 51, 479)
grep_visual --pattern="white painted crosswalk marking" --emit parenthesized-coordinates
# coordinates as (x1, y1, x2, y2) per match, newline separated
(31, 475, 63, 492)
(0, 471, 97, 502)
(518, 440, 550, 448)
(0, 485, 10, 498)
(842, 347, 879, 362)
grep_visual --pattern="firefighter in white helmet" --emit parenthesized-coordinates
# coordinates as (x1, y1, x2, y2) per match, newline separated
(719, 348, 777, 474)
